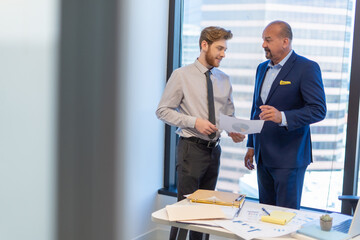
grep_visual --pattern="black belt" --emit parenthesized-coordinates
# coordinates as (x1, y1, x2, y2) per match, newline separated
(180, 136, 220, 148)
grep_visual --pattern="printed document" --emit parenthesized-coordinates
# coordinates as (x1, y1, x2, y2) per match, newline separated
(219, 114, 264, 134)
(215, 201, 321, 240)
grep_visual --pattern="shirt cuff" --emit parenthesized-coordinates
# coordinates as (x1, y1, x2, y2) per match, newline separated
(279, 111, 288, 126)
(188, 116, 197, 129)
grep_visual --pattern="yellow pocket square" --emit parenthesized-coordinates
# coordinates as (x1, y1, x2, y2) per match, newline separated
(279, 80, 291, 85)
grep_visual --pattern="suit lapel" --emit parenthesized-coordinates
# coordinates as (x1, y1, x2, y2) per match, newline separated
(256, 63, 270, 105)
(265, 52, 297, 104)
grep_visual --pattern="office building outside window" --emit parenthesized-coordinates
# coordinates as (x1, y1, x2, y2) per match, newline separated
(181, 0, 356, 211)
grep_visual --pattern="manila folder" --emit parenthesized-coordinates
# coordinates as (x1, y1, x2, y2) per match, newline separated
(187, 189, 244, 206)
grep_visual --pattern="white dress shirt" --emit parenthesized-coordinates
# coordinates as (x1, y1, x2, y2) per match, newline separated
(156, 59, 235, 140)
(261, 50, 293, 126)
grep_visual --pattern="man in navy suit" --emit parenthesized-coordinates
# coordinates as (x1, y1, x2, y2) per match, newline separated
(244, 20, 326, 209)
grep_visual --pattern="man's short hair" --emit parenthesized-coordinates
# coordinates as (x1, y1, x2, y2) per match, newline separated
(267, 20, 293, 41)
(199, 26, 233, 50)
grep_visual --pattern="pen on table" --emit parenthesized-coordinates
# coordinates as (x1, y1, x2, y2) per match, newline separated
(234, 205, 241, 218)
(234, 197, 246, 218)
(262, 207, 270, 216)
(235, 194, 244, 202)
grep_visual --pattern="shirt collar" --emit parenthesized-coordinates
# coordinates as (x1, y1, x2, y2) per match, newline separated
(268, 49, 293, 69)
(195, 59, 213, 74)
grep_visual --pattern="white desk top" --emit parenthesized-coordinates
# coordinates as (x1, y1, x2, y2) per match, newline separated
(151, 199, 302, 240)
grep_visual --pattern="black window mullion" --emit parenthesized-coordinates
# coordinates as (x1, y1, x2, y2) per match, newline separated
(342, 0, 360, 215)
(159, 0, 183, 195)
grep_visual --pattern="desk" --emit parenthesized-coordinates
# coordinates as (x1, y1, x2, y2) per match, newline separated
(151, 199, 299, 240)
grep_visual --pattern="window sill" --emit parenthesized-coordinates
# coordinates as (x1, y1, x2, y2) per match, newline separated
(158, 187, 177, 197)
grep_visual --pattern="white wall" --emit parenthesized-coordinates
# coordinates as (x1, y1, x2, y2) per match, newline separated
(0, 0, 172, 238)
(118, 0, 170, 239)
(0, 0, 58, 239)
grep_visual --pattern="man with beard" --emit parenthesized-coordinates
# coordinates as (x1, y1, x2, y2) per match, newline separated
(244, 21, 326, 209)
(156, 26, 245, 240)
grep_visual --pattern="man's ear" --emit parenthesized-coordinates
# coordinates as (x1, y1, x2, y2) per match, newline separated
(201, 40, 209, 52)
(283, 38, 290, 49)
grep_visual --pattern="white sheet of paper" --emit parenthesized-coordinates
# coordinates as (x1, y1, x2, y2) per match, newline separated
(215, 219, 299, 240)
(165, 204, 226, 221)
(219, 114, 264, 134)
(176, 204, 238, 227)
(216, 201, 322, 240)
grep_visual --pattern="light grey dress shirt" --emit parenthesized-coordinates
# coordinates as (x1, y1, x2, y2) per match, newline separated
(261, 50, 293, 126)
(156, 59, 235, 141)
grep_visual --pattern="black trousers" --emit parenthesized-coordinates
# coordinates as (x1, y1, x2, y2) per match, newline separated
(169, 137, 221, 240)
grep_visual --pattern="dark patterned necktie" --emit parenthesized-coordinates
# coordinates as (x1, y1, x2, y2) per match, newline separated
(205, 70, 216, 139)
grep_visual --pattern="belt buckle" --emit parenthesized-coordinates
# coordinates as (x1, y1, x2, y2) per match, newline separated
(207, 141, 216, 148)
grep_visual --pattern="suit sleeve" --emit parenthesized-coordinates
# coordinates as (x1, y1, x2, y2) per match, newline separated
(284, 61, 326, 131)
(247, 65, 261, 148)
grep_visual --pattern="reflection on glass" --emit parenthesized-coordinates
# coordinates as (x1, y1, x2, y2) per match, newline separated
(182, 0, 355, 211)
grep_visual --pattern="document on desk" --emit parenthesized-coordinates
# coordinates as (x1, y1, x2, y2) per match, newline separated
(219, 114, 264, 134)
(215, 202, 322, 240)
(165, 204, 226, 221)
(178, 204, 239, 227)
(215, 219, 299, 240)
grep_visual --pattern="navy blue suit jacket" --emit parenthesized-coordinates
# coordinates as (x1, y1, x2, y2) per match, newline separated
(247, 51, 326, 168)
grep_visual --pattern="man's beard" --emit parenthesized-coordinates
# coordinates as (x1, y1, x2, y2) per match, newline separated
(205, 50, 220, 67)
(264, 48, 272, 59)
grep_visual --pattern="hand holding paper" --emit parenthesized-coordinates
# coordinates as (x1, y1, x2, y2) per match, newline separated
(228, 132, 245, 143)
(219, 114, 264, 134)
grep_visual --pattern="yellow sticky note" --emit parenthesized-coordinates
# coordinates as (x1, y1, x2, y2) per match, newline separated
(279, 80, 291, 85)
(260, 211, 296, 225)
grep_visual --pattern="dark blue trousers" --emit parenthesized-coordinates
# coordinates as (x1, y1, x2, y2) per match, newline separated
(257, 158, 307, 209)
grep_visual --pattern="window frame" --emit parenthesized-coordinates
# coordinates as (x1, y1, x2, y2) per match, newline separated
(342, 0, 360, 215)
(160, 0, 360, 214)
(158, 0, 183, 197)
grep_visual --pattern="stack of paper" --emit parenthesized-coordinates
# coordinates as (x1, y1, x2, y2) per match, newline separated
(165, 204, 226, 221)
(260, 211, 296, 225)
(187, 189, 245, 207)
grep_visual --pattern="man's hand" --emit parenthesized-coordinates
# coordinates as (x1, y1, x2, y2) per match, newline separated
(244, 148, 255, 170)
(195, 118, 218, 135)
(259, 105, 282, 123)
(228, 132, 245, 143)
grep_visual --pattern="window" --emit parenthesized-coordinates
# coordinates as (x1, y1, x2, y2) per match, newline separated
(164, 0, 360, 212)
